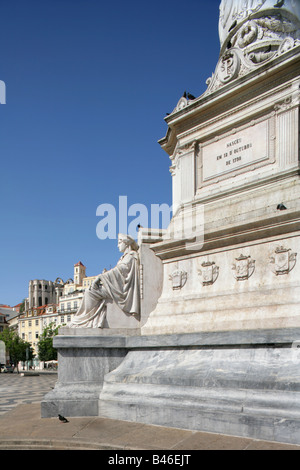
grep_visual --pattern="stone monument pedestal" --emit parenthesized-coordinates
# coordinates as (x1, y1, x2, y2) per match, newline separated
(41, 329, 136, 418)
(99, 329, 300, 445)
(41, 327, 300, 445)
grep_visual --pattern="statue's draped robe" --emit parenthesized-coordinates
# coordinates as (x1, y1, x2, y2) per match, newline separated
(69, 250, 140, 328)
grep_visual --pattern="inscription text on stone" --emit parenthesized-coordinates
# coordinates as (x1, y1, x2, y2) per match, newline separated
(202, 121, 268, 181)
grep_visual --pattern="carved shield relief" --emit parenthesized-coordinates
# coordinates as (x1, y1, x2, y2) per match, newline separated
(198, 261, 219, 286)
(169, 270, 188, 290)
(270, 246, 297, 275)
(232, 254, 255, 281)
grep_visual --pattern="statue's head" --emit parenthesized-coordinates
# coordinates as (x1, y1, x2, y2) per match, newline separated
(118, 234, 139, 252)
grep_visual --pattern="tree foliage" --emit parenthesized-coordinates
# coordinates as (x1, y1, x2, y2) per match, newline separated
(0, 328, 34, 372)
(19, 299, 26, 313)
(37, 322, 59, 362)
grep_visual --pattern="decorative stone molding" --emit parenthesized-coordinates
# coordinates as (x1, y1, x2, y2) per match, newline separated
(139, 264, 144, 299)
(173, 96, 189, 113)
(232, 254, 255, 281)
(171, 93, 197, 115)
(198, 261, 219, 286)
(274, 92, 300, 113)
(205, 13, 300, 96)
(169, 270, 187, 290)
(169, 141, 197, 176)
(219, 50, 241, 84)
(270, 246, 297, 275)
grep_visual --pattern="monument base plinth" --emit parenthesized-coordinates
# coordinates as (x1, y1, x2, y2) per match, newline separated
(99, 328, 300, 445)
(42, 328, 300, 445)
(41, 328, 132, 418)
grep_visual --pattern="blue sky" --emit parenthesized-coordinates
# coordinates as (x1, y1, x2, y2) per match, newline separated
(0, 0, 221, 307)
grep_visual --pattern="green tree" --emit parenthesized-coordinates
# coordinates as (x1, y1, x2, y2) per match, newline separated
(0, 328, 34, 373)
(37, 322, 60, 362)
(19, 299, 26, 314)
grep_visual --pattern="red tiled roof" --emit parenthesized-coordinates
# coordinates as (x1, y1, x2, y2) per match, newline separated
(74, 261, 85, 266)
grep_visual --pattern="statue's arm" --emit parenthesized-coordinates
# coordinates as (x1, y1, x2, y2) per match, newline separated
(92, 253, 136, 288)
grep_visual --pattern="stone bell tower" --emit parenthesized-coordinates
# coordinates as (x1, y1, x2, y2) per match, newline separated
(73, 261, 86, 286)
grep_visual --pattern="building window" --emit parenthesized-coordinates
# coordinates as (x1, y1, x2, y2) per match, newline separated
(74, 301, 78, 309)
(67, 302, 71, 311)
(61, 304, 65, 311)
(28, 320, 32, 327)
(35, 319, 39, 326)
(35, 332, 39, 339)
(67, 315, 71, 322)
(61, 316, 64, 323)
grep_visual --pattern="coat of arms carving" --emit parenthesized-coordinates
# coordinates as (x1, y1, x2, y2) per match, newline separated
(169, 270, 188, 290)
(232, 254, 255, 281)
(270, 246, 297, 275)
(198, 261, 219, 286)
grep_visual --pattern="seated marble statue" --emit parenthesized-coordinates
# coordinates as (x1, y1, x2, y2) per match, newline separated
(69, 234, 140, 328)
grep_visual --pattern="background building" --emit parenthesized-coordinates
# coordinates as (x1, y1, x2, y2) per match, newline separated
(58, 261, 97, 318)
(17, 261, 98, 366)
(0, 304, 21, 332)
(25, 279, 64, 311)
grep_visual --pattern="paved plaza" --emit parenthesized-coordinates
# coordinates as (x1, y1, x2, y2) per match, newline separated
(0, 372, 57, 416)
(0, 371, 300, 450)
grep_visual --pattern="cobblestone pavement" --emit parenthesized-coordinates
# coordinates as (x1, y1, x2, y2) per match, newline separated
(0, 372, 57, 416)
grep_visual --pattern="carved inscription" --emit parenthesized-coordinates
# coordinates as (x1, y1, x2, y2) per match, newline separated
(202, 120, 269, 181)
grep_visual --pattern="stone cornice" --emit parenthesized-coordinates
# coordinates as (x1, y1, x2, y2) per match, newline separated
(160, 45, 300, 156)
